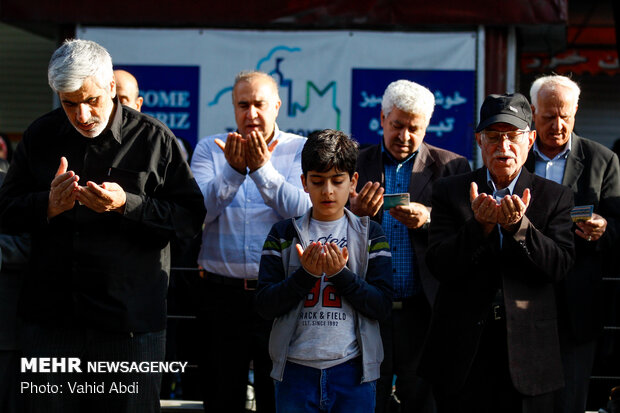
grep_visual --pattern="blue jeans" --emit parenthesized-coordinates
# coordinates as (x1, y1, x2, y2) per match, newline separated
(274, 358, 376, 413)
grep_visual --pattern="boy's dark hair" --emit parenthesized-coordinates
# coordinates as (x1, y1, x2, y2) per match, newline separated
(301, 129, 359, 177)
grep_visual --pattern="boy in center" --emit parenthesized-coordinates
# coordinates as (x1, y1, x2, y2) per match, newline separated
(256, 129, 394, 413)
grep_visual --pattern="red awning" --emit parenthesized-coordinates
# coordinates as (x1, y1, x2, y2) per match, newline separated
(0, 0, 568, 26)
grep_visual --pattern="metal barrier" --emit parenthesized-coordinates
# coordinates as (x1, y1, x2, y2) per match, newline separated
(590, 276, 620, 407)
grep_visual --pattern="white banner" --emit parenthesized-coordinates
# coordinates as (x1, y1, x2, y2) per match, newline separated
(79, 28, 477, 157)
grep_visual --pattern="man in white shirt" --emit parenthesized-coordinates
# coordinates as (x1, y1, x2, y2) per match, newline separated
(191, 71, 310, 413)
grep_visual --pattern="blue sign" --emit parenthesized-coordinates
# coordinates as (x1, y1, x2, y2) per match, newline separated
(351, 69, 475, 159)
(114, 65, 200, 148)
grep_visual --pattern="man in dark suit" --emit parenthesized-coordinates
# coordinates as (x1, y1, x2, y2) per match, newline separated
(350, 79, 470, 413)
(419, 93, 575, 413)
(525, 75, 620, 413)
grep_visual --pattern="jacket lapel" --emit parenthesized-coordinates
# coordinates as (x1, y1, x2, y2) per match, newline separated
(474, 167, 493, 195)
(361, 145, 384, 187)
(514, 167, 534, 198)
(524, 149, 536, 173)
(562, 134, 584, 191)
(409, 143, 434, 201)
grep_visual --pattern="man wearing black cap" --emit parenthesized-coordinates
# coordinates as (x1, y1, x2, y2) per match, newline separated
(418, 93, 575, 412)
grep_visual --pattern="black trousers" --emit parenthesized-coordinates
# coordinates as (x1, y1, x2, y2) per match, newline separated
(0, 350, 21, 413)
(20, 323, 165, 413)
(196, 277, 275, 413)
(554, 334, 597, 413)
(376, 294, 435, 413)
(433, 317, 554, 413)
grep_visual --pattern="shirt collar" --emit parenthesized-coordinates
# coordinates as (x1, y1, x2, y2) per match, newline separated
(271, 124, 281, 143)
(533, 134, 571, 162)
(486, 168, 521, 196)
(107, 96, 123, 144)
(381, 141, 418, 166)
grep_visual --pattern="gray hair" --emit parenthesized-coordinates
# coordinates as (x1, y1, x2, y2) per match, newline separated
(232, 71, 279, 100)
(381, 80, 435, 125)
(530, 75, 580, 109)
(48, 39, 114, 93)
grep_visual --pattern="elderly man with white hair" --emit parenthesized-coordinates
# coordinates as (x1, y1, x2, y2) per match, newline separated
(0, 39, 205, 413)
(524, 74, 620, 413)
(350, 79, 470, 413)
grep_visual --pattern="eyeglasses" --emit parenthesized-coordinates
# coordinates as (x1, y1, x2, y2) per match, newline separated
(481, 130, 529, 144)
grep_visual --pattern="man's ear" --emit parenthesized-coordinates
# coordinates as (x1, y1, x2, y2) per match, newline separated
(270, 98, 282, 119)
(109, 79, 116, 98)
(380, 110, 385, 128)
(527, 130, 536, 150)
(300, 173, 309, 193)
(136, 96, 144, 112)
(475, 132, 482, 148)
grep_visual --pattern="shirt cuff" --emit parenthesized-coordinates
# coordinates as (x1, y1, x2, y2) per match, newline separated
(222, 162, 247, 186)
(249, 161, 281, 189)
(327, 267, 356, 289)
(123, 192, 144, 221)
(291, 267, 322, 291)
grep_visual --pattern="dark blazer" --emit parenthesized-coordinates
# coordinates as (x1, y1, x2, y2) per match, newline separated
(418, 167, 575, 396)
(355, 142, 470, 305)
(525, 133, 620, 342)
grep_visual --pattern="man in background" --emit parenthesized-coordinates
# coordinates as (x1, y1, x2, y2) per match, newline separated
(114, 69, 143, 111)
(114, 70, 191, 171)
(526, 75, 620, 413)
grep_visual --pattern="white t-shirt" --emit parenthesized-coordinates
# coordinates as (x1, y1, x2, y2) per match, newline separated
(287, 215, 360, 369)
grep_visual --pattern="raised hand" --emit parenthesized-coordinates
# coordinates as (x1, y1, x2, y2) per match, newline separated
(215, 132, 247, 174)
(470, 182, 499, 235)
(497, 188, 531, 231)
(76, 181, 126, 214)
(323, 242, 349, 277)
(296, 242, 325, 276)
(47, 156, 79, 219)
(296, 242, 349, 277)
(349, 181, 384, 217)
(245, 130, 278, 172)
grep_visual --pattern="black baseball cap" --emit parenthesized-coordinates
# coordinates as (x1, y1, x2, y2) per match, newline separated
(475, 93, 532, 133)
